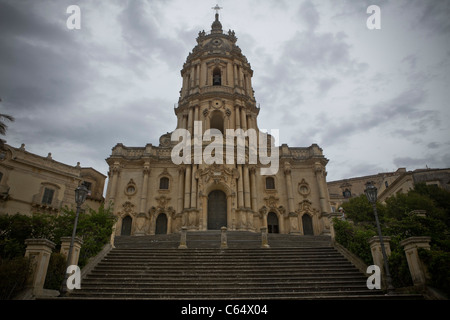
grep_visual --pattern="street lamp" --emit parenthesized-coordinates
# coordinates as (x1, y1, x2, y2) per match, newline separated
(60, 184, 89, 296)
(364, 181, 395, 293)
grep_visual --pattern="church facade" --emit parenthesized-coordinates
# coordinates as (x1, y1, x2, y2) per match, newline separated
(105, 12, 332, 237)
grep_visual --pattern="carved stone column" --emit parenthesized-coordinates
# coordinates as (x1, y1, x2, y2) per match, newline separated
(314, 162, 329, 216)
(235, 105, 241, 129)
(243, 165, 251, 208)
(184, 165, 191, 209)
(188, 108, 194, 135)
(284, 162, 295, 214)
(191, 164, 198, 208)
(177, 166, 185, 214)
(249, 166, 257, 212)
(237, 165, 244, 208)
(108, 163, 120, 204)
(240, 107, 247, 131)
(139, 162, 150, 214)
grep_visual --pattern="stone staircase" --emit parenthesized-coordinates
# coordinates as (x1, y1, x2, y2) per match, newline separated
(66, 231, 423, 300)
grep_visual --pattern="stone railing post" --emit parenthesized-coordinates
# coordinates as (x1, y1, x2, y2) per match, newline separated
(327, 213, 341, 240)
(60, 236, 84, 266)
(24, 238, 56, 296)
(368, 236, 391, 289)
(261, 227, 270, 248)
(178, 226, 188, 249)
(369, 236, 392, 269)
(399, 236, 431, 287)
(221, 226, 228, 249)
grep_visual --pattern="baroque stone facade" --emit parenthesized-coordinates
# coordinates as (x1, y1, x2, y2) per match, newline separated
(106, 13, 332, 236)
(0, 143, 106, 215)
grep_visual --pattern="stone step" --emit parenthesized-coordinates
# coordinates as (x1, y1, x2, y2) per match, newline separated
(96, 260, 352, 266)
(68, 289, 386, 300)
(73, 285, 373, 294)
(84, 271, 365, 280)
(80, 278, 367, 287)
(64, 233, 423, 300)
(113, 232, 333, 249)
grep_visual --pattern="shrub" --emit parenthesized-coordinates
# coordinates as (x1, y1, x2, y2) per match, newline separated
(44, 253, 67, 291)
(0, 257, 32, 300)
(419, 248, 450, 297)
(333, 218, 376, 265)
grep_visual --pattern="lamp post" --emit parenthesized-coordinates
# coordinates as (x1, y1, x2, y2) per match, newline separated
(60, 184, 89, 296)
(364, 181, 394, 293)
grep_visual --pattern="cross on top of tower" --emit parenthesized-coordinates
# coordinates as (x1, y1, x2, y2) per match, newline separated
(212, 4, 222, 14)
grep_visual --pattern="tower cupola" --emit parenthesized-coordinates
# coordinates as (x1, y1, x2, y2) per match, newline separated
(175, 6, 260, 135)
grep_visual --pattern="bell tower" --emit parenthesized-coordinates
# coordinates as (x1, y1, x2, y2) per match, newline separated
(175, 9, 260, 136)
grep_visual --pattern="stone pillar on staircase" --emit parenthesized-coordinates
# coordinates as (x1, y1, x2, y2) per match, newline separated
(260, 227, 270, 248)
(178, 227, 188, 249)
(221, 227, 228, 249)
(369, 236, 392, 269)
(24, 238, 56, 296)
(399, 236, 431, 288)
(60, 236, 84, 266)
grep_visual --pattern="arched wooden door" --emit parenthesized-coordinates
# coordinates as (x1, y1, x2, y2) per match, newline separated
(207, 190, 227, 230)
(302, 214, 314, 235)
(121, 215, 132, 236)
(267, 212, 279, 233)
(155, 213, 168, 234)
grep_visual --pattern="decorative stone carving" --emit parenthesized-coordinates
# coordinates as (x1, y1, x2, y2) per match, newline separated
(156, 195, 171, 208)
(125, 179, 137, 196)
(298, 179, 310, 197)
(159, 132, 172, 147)
(121, 201, 136, 217)
(199, 163, 235, 186)
(263, 195, 279, 209)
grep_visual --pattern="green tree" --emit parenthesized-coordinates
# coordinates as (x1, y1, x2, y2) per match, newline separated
(335, 183, 450, 295)
(341, 194, 386, 225)
(0, 113, 14, 149)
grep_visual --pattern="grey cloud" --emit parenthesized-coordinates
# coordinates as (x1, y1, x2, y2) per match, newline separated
(427, 142, 440, 149)
(409, 0, 450, 35)
(118, 0, 187, 71)
(316, 77, 338, 95)
(298, 0, 320, 32)
(394, 156, 434, 169)
(319, 87, 427, 147)
(341, 162, 387, 181)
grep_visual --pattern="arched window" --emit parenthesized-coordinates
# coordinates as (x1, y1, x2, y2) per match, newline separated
(213, 67, 221, 86)
(266, 177, 275, 190)
(159, 177, 169, 190)
(210, 110, 224, 134)
(343, 189, 351, 198)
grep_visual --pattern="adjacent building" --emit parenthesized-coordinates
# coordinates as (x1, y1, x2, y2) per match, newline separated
(0, 143, 106, 216)
(327, 167, 450, 211)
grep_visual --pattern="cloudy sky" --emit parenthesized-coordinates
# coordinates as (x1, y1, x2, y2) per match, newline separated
(1, 0, 449, 189)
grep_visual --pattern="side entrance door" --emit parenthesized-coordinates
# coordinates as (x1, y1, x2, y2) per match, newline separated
(121, 215, 132, 236)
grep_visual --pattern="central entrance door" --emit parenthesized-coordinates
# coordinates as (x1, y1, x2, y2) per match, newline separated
(302, 214, 314, 235)
(267, 212, 279, 233)
(207, 190, 227, 230)
(155, 213, 167, 234)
